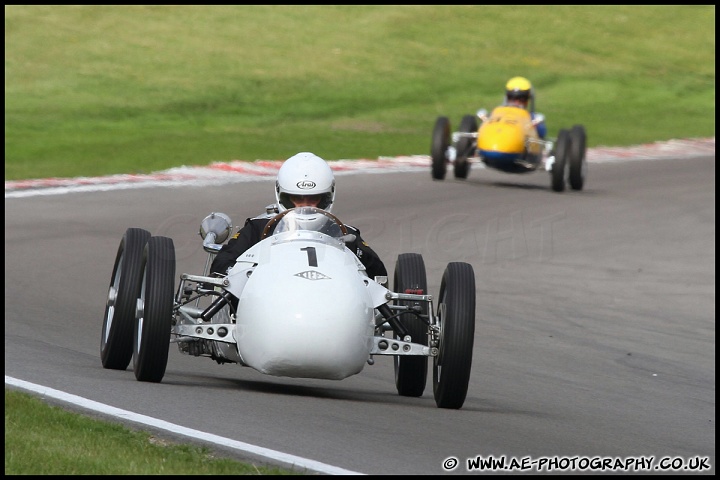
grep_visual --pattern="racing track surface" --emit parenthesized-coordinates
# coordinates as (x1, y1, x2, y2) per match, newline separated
(4, 155, 715, 475)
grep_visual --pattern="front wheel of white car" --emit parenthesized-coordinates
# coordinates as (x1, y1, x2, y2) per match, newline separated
(393, 253, 428, 397)
(133, 236, 176, 383)
(433, 262, 476, 409)
(101, 227, 151, 370)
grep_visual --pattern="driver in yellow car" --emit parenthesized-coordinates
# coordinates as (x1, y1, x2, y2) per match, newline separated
(503, 76, 547, 139)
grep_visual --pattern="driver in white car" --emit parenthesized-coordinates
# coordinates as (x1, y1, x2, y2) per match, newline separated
(210, 152, 388, 281)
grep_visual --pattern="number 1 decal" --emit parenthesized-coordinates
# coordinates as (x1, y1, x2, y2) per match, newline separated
(301, 247, 318, 267)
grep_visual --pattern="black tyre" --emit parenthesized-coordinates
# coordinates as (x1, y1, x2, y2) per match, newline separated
(133, 236, 176, 382)
(393, 253, 429, 397)
(101, 228, 151, 370)
(551, 129, 570, 192)
(454, 114, 477, 179)
(431, 116, 450, 180)
(433, 262, 476, 409)
(568, 124, 587, 191)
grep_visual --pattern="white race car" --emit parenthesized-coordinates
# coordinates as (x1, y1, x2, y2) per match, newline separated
(101, 207, 476, 409)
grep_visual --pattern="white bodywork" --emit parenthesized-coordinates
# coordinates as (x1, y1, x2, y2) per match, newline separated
(226, 210, 382, 380)
(115, 207, 474, 408)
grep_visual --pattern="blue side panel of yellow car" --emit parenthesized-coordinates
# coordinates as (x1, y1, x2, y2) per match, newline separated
(481, 152, 536, 173)
(477, 106, 541, 173)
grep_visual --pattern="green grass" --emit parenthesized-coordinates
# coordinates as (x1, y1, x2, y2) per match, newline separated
(4, 5, 715, 180)
(4, 389, 301, 475)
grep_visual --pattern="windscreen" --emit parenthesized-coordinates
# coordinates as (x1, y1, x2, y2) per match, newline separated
(272, 207, 345, 239)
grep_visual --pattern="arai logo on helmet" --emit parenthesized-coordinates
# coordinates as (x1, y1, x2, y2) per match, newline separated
(297, 180, 316, 189)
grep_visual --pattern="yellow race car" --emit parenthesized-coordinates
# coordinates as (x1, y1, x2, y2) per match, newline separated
(431, 107, 587, 192)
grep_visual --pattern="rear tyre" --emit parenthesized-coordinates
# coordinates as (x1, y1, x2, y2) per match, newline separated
(431, 117, 451, 180)
(568, 124, 587, 190)
(133, 236, 176, 383)
(454, 114, 477, 179)
(433, 262, 476, 409)
(551, 129, 570, 192)
(393, 253, 429, 397)
(101, 228, 151, 370)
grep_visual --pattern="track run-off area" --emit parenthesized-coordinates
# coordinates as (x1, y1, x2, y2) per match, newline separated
(5, 137, 715, 198)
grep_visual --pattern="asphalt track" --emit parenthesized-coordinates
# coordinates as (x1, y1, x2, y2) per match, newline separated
(4, 140, 716, 475)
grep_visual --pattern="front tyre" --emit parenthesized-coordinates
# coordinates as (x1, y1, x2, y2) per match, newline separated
(101, 228, 151, 370)
(431, 117, 451, 180)
(454, 114, 477, 179)
(393, 253, 429, 397)
(133, 236, 176, 383)
(551, 129, 570, 192)
(433, 262, 476, 409)
(568, 124, 587, 190)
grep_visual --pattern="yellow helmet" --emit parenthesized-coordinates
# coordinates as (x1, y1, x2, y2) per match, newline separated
(505, 76, 533, 104)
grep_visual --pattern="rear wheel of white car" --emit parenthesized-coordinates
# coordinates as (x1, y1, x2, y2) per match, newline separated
(133, 236, 176, 382)
(101, 227, 151, 370)
(454, 114, 477, 179)
(393, 253, 429, 397)
(431, 116, 450, 180)
(568, 124, 587, 190)
(433, 262, 476, 409)
(551, 129, 570, 192)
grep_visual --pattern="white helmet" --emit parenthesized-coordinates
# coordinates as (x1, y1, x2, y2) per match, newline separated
(275, 152, 336, 212)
